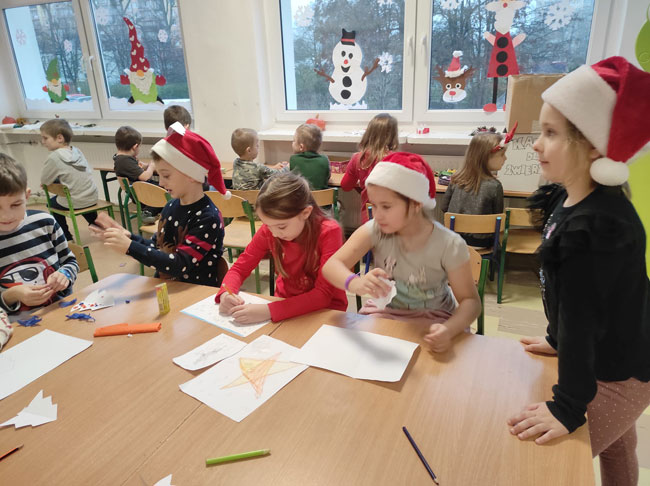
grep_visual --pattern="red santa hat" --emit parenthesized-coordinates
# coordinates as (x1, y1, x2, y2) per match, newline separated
(542, 56, 650, 186)
(123, 17, 150, 73)
(366, 152, 437, 209)
(151, 123, 230, 198)
(445, 51, 468, 78)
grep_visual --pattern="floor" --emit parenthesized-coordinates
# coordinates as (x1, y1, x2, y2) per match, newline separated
(37, 204, 650, 485)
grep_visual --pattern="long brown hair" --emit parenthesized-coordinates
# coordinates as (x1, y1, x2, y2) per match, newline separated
(256, 172, 327, 280)
(358, 113, 399, 169)
(451, 132, 502, 194)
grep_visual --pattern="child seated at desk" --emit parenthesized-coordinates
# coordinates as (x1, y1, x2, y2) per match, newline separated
(216, 172, 347, 323)
(289, 124, 330, 190)
(323, 152, 481, 353)
(92, 123, 226, 287)
(40, 118, 100, 241)
(164, 104, 192, 130)
(0, 153, 78, 316)
(231, 128, 287, 190)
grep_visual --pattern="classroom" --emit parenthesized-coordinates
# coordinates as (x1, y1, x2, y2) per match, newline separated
(1, 1, 649, 485)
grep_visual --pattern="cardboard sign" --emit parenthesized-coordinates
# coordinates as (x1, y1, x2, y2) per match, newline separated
(499, 134, 544, 192)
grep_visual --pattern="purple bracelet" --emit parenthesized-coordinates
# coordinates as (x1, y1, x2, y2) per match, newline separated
(344, 273, 360, 291)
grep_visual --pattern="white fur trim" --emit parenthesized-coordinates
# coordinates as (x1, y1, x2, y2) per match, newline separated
(590, 157, 629, 186)
(223, 190, 232, 200)
(151, 139, 207, 183)
(366, 162, 436, 209)
(542, 65, 616, 157)
(445, 66, 468, 78)
(452, 50, 463, 57)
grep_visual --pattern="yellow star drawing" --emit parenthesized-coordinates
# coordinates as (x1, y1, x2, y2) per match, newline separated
(221, 352, 299, 397)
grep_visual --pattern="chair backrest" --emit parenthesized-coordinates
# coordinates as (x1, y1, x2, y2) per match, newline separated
(67, 242, 98, 283)
(44, 183, 67, 198)
(468, 246, 483, 285)
(506, 207, 540, 228)
(215, 256, 229, 286)
(205, 192, 248, 219)
(229, 189, 260, 205)
(131, 182, 169, 208)
(444, 213, 506, 234)
(311, 188, 336, 207)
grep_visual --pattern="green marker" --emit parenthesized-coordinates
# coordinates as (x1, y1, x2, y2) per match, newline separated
(205, 448, 270, 466)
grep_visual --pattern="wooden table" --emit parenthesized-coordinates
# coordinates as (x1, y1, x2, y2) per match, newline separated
(0, 277, 593, 485)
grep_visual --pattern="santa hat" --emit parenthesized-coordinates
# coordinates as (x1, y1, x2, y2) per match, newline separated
(542, 56, 650, 186)
(366, 152, 437, 209)
(341, 29, 356, 46)
(123, 17, 150, 73)
(445, 51, 468, 78)
(151, 123, 230, 198)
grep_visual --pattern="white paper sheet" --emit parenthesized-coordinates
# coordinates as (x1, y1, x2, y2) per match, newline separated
(154, 474, 174, 486)
(0, 390, 57, 428)
(172, 334, 246, 371)
(181, 293, 271, 337)
(290, 324, 419, 382)
(0, 329, 93, 401)
(71, 289, 115, 312)
(179, 335, 307, 422)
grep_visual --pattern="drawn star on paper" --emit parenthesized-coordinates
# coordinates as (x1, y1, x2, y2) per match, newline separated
(221, 353, 300, 398)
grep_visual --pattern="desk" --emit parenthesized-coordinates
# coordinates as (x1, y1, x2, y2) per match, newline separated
(0, 277, 593, 485)
(94, 164, 118, 203)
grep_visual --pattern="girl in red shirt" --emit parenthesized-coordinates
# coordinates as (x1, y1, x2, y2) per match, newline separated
(216, 172, 347, 323)
(340, 113, 398, 224)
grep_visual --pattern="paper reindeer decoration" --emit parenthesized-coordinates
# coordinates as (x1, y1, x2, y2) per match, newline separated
(42, 59, 69, 103)
(315, 29, 380, 109)
(433, 51, 476, 103)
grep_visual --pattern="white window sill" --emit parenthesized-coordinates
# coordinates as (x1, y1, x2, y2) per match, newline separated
(0, 122, 165, 139)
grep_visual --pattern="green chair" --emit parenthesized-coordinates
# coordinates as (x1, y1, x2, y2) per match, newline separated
(468, 246, 489, 335)
(117, 177, 139, 233)
(130, 181, 170, 237)
(67, 242, 98, 283)
(43, 183, 114, 245)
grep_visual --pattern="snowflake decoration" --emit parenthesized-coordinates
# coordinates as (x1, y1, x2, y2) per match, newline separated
(95, 7, 110, 26)
(378, 0, 393, 6)
(64, 39, 73, 53)
(545, 1, 575, 31)
(440, 0, 461, 10)
(294, 5, 314, 27)
(15, 29, 27, 46)
(158, 29, 168, 43)
(378, 52, 393, 73)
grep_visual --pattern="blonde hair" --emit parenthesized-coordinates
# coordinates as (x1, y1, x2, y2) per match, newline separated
(231, 128, 257, 157)
(452, 132, 502, 194)
(358, 113, 399, 169)
(295, 124, 322, 152)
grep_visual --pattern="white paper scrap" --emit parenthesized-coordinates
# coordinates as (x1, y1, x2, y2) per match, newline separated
(372, 278, 397, 310)
(0, 329, 93, 401)
(0, 390, 57, 428)
(71, 289, 115, 312)
(173, 334, 246, 371)
(290, 324, 418, 382)
(181, 293, 271, 337)
(154, 474, 174, 486)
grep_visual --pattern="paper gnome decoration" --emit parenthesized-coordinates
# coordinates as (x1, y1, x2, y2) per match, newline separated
(635, 5, 650, 72)
(315, 29, 380, 109)
(433, 51, 476, 103)
(42, 59, 70, 103)
(483, 1, 526, 112)
(120, 17, 166, 104)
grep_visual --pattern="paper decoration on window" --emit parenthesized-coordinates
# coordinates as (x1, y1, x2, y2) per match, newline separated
(441, 0, 461, 10)
(545, 1, 575, 31)
(120, 17, 166, 104)
(158, 29, 168, 43)
(433, 51, 476, 103)
(636, 5, 650, 72)
(63, 39, 73, 53)
(95, 7, 110, 26)
(15, 29, 27, 46)
(483, 1, 526, 112)
(42, 59, 70, 103)
(378, 52, 394, 73)
(378, 0, 394, 6)
(294, 5, 314, 27)
(315, 29, 380, 110)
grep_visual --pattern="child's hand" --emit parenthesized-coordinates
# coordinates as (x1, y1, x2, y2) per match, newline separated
(348, 268, 391, 298)
(230, 304, 271, 324)
(103, 228, 132, 254)
(423, 323, 453, 353)
(520, 336, 557, 355)
(507, 402, 569, 445)
(47, 271, 70, 293)
(5, 285, 54, 307)
(219, 292, 245, 314)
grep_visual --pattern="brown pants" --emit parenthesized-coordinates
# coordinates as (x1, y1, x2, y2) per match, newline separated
(588, 378, 650, 486)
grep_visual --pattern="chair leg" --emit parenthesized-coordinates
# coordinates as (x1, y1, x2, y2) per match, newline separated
(254, 266, 261, 294)
(107, 206, 115, 219)
(477, 307, 484, 335)
(364, 251, 371, 274)
(497, 252, 506, 304)
(70, 213, 82, 245)
(227, 248, 233, 263)
(139, 262, 144, 276)
(269, 258, 275, 296)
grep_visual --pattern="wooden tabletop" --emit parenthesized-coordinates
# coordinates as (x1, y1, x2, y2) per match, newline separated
(0, 276, 593, 485)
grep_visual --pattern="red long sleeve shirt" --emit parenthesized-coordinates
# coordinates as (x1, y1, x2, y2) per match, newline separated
(340, 151, 393, 224)
(215, 219, 348, 321)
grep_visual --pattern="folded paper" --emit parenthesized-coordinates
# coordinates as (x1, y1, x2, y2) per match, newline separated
(1, 390, 57, 428)
(93, 322, 161, 337)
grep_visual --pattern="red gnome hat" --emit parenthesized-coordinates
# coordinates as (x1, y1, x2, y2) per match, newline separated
(445, 51, 467, 78)
(123, 17, 150, 73)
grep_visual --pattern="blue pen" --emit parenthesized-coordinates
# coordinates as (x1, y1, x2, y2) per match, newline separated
(402, 426, 440, 485)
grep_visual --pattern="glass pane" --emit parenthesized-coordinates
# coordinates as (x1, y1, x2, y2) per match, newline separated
(428, 0, 595, 110)
(4, 2, 94, 111)
(280, 0, 404, 111)
(90, 0, 191, 112)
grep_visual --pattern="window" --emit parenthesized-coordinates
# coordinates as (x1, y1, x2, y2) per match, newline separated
(2, 0, 191, 119)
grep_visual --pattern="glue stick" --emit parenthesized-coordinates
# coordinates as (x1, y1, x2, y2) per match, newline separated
(155, 282, 170, 315)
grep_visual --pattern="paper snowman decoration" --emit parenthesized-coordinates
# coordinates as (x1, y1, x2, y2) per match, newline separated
(315, 29, 379, 109)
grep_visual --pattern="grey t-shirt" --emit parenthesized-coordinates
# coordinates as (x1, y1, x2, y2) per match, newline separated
(41, 146, 98, 209)
(365, 219, 469, 312)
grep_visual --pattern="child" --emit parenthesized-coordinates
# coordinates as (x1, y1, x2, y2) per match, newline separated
(217, 172, 347, 323)
(439, 126, 513, 247)
(323, 152, 481, 353)
(341, 113, 399, 223)
(506, 57, 650, 486)
(163, 105, 192, 130)
(0, 153, 78, 316)
(289, 124, 330, 190)
(91, 123, 226, 287)
(231, 128, 287, 190)
(40, 119, 99, 241)
(113, 126, 155, 184)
